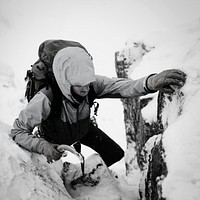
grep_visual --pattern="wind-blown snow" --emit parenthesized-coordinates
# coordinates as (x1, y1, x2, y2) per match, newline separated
(0, 18, 200, 199)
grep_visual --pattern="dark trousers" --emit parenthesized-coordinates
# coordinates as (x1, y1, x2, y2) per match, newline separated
(80, 124, 124, 167)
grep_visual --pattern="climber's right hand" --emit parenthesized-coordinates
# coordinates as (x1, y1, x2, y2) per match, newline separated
(37, 140, 63, 163)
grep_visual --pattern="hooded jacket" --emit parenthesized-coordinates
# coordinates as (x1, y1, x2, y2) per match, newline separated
(10, 47, 150, 153)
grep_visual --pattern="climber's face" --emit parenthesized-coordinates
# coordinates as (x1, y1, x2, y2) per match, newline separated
(71, 84, 90, 97)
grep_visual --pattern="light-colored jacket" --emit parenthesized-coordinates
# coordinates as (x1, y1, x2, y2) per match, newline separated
(10, 47, 150, 153)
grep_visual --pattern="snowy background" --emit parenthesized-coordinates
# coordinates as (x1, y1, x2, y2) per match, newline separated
(0, 0, 200, 199)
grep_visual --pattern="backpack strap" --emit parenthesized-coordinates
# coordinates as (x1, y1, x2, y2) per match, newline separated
(40, 84, 63, 119)
(40, 87, 53, 103)
(88, 85, 96, 107)
(88, 84, 99, 116)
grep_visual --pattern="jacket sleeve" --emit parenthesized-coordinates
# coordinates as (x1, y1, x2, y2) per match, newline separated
(10, 91, 51, 153)
(93, 75, 151, 98)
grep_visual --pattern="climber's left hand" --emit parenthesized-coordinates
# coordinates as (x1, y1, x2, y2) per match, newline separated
(146, 69, 187, 93)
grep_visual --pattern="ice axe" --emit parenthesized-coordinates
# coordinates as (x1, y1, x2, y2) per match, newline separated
(57, 144, 85, 176)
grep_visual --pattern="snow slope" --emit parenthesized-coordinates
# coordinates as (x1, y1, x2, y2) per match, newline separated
(0, 18, 200, 199)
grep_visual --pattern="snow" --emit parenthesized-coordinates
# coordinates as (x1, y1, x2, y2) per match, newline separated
(1, 18, 200, 199)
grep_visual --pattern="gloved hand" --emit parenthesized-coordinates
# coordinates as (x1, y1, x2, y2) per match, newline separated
(37, 140, 63, 163)
(146, 69, 187, 93)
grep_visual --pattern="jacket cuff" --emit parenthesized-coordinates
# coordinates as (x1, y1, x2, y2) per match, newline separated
(35, 138, 47, 154)
(143, 74, 158, 93)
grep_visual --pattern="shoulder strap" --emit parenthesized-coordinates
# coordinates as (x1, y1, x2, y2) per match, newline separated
(40, 86, 62, 119)
(88, 84, 99, 116)
(88, 84, 96, 107)
(40, 87, 53, 103)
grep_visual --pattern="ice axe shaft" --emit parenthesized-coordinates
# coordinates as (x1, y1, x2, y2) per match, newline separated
(73, 142, 85, 176)
(80, 153, 85, 176)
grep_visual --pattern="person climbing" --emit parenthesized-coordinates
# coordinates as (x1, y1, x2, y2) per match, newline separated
(10, 40, 186, 167)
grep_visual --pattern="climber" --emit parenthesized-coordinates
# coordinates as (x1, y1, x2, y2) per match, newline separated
(10, 44, 186, 166)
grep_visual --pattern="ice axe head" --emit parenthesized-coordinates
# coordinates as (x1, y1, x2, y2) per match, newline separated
(57, 144, 85, 176)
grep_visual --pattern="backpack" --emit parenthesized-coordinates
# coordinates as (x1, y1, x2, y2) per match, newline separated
(25, 39, 92, 102)
(24, 39, 99, 121)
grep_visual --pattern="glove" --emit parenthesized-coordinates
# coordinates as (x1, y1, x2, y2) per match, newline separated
(146, 69, 186, 93)
(37, 140, 63, 163)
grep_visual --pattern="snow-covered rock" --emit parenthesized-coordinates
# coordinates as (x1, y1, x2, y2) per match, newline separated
(115, 18, 200, 200)
(0, 121, 73, 200)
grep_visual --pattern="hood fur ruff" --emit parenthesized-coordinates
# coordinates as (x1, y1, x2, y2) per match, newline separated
(53, 47, 96, 99)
